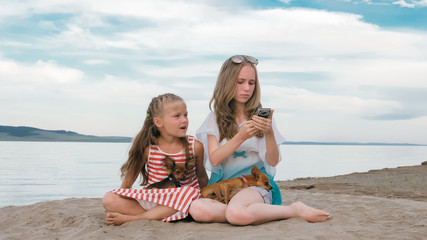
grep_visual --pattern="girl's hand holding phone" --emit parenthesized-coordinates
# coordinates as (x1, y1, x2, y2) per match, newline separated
(238, 120, 259, 140)
(252, 109, 274, 135)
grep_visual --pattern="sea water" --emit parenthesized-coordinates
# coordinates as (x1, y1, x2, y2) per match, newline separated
(0, 141, 425, 207)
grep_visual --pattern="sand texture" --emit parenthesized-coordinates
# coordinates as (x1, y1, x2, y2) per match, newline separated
(1, 165, 426, 239)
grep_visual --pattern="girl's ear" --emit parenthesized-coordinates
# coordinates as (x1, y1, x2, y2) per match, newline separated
(153, 117, 162, 128)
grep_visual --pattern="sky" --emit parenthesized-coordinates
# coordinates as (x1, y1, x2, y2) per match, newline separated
(1, 0, 426, 144)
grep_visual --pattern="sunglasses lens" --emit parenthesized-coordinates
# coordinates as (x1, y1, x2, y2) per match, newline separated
(246, 56, 259, 65)
(231, 55, 244, 64)
(230, 55, 258, 65)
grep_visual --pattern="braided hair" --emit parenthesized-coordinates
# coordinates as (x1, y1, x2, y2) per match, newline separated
(120, 93, 190, 185)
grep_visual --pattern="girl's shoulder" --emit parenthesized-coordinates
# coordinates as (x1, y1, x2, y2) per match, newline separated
(193, 139, 204, 154)
(197, 112, 219, 134)
(143, 145, 150, 161)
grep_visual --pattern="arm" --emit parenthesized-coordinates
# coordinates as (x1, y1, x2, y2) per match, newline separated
(120, 147, 148, 188)
(264, 130, 279, 166)
(251, 110, 280, 166)
(208, 121, 259, 167)
(194, 140, 209, 188)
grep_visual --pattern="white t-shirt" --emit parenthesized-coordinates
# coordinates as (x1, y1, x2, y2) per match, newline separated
(196, 112, 285, 180)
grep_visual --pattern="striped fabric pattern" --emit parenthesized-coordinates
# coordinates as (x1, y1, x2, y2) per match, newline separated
(111, 135, 201, 222)
(111, 187, 200, 221)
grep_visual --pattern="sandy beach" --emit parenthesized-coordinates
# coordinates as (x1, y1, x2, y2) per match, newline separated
(1, 164, 426, 240)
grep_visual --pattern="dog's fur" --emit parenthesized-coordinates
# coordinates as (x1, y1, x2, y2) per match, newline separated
(145, 156, 197, 189)
(201, 165, 272, 204)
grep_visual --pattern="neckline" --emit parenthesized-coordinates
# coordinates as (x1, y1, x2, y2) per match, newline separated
(237, 120, 246, 127)
(155, 145, 184, 155)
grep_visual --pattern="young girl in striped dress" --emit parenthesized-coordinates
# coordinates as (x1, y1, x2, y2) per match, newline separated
(103, 93, 208, 225)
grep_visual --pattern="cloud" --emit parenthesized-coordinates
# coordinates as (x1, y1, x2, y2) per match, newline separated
(83, 59, 110, 65)
(393, 0, 415, 7)
(0, 40, 32, 48)
(261, 85, 405, 120)
(4, 2, 427, 59)
(393, 0, 427, 8)
(350, 0, 427, 7)
(72, 75, 169, 104)
(1, 1, 427, 143)
(278, 0, 294, 4)
(0, 59, 83, 85)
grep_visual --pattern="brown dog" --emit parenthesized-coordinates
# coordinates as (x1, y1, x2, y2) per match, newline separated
(201, 165, 272, 204)
(146, 156, 197, 189)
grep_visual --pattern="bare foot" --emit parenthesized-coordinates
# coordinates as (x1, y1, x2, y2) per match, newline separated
(291, 202, 331, 223)
(106, 212, 137, 226)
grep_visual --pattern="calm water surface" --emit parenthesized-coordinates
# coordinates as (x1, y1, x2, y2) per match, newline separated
(0, 141, 426, 207)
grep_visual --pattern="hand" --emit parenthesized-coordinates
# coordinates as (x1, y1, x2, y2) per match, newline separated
(251, 109, 274, 135)
(238, 120, 259, 140)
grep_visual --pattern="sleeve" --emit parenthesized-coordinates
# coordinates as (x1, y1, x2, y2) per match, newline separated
(258, 116, 285, 177)
(195, 112, 221, 173)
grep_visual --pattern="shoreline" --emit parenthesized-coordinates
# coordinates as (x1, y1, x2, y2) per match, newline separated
(1, 164, 426, 239)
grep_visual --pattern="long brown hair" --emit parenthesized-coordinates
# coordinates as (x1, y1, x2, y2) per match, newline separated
(209, 57, 262, 142)
(120, 93, 191, 185)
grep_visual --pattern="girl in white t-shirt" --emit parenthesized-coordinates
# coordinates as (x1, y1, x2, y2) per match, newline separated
(189, 55, 331, 225)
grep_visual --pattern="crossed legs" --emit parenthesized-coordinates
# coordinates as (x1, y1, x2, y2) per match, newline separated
(102, 191, 178, 225)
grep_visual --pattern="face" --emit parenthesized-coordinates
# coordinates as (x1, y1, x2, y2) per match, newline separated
(155, 101, 188, 138)
(233, 65, 256, 105)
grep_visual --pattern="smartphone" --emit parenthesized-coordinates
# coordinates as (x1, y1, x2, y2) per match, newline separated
(255, 108, 271, 118)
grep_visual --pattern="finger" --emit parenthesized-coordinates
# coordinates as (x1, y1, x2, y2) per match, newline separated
(251, 115, 262, 124)
(251, 115, 265, 122)
(251, 116, 266, 126)
(249, 128, 259, 136)
(251, 122, 264, 131)
(252, 118, 271, 129)
(245, 120, 254, 126)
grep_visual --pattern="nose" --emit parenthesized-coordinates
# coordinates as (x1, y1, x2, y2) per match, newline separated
(243, 82, 250, 91)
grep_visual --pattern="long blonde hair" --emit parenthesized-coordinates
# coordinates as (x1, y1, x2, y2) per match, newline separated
(120, 93, 190, 185)
(209, 57, 262, 142)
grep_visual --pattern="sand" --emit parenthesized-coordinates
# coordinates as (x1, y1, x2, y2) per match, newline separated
(1, 165, 426, 240)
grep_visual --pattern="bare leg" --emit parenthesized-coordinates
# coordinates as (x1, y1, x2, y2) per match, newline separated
(102, 191, 178, 225)
(106, 204, 178, 226)
(189, 198, 227, 223)
(102, 191, 145, 215)
(226, 188, 331, 225)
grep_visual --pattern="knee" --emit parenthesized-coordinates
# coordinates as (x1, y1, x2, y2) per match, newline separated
(226, 206, 250, 225)
(102, 192, 116, 211)
(189, 200, 217, 222)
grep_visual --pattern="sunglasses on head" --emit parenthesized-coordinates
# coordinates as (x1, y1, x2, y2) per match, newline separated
(230, 55, 259, 65)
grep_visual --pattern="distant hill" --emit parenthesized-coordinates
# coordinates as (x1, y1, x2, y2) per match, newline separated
(0, 125, 132, 142)
(1, 125, 425, 146)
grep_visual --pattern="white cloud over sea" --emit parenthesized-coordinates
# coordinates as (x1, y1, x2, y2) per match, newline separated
(1, 0, 426, 144)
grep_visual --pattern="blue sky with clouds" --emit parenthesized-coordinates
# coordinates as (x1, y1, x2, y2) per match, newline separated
(1, 0, 426, 144)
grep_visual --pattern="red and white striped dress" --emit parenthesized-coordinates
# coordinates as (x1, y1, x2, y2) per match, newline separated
(111, 135, 201, 222)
